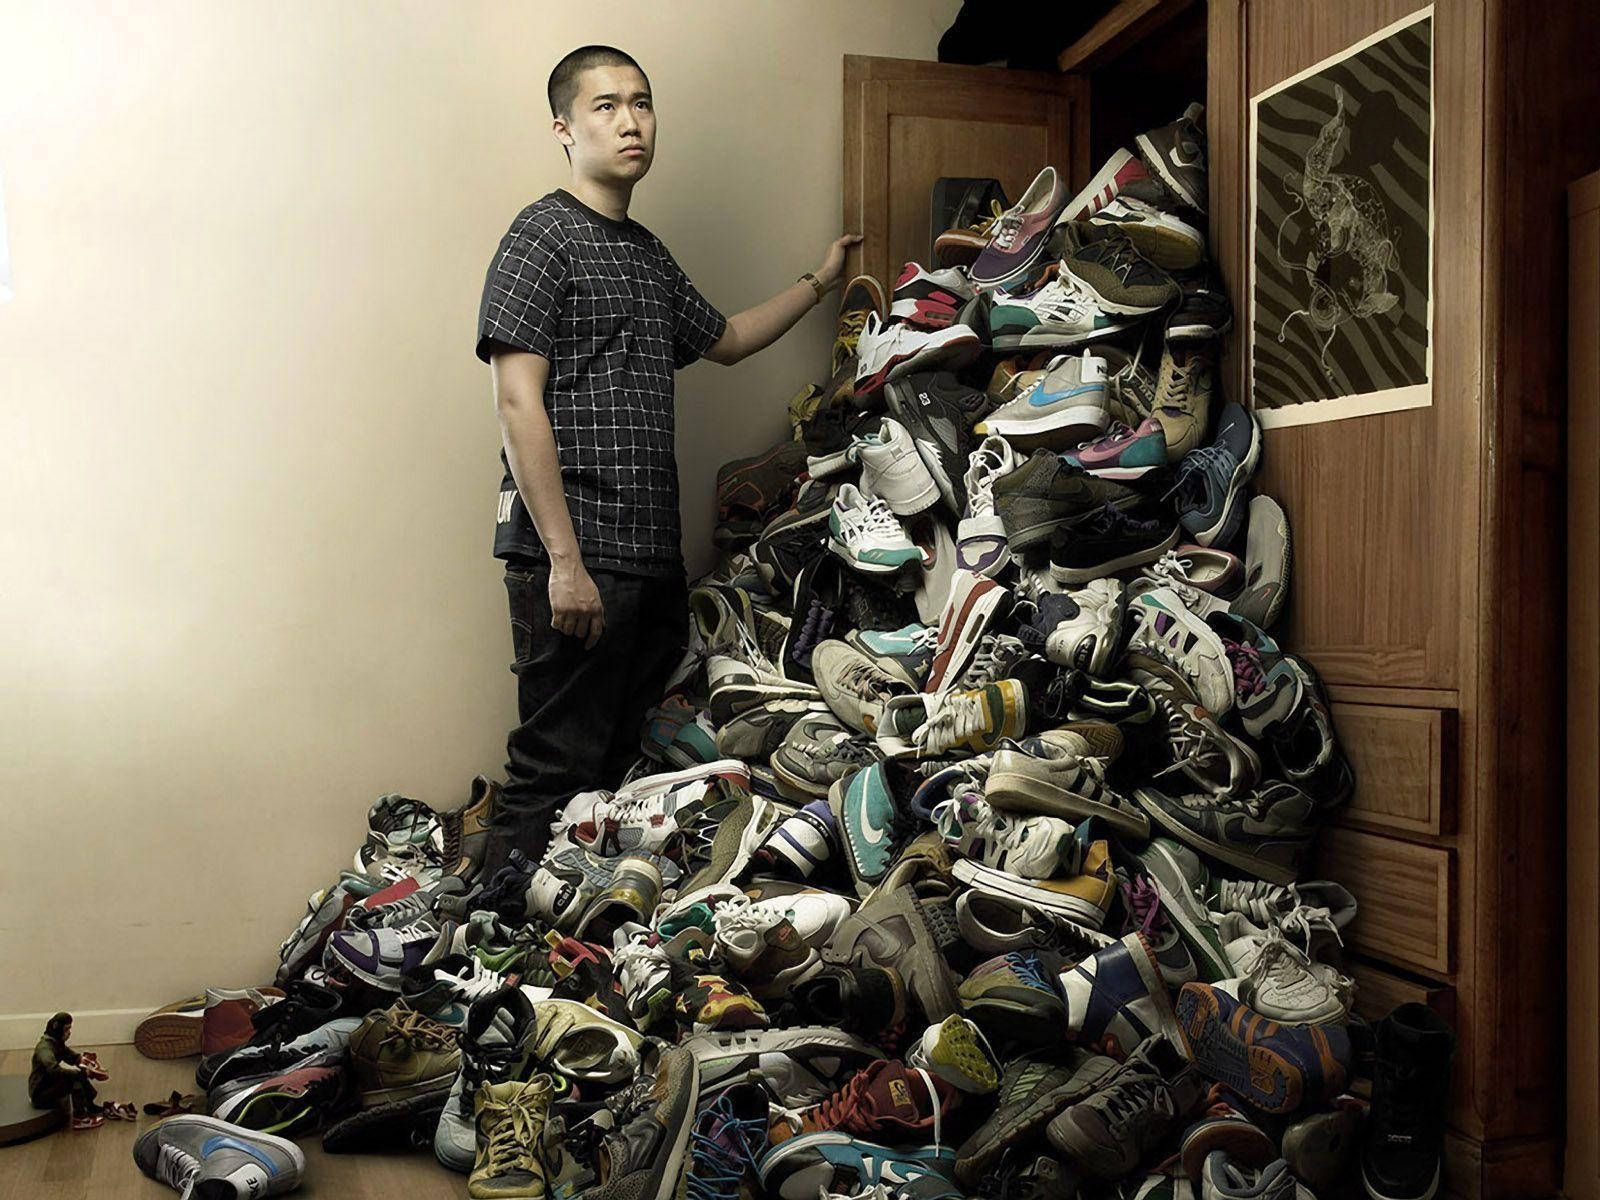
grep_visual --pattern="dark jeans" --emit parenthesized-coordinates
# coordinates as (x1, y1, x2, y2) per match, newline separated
(499, 561, 689, 860)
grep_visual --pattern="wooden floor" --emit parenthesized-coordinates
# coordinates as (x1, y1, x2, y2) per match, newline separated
(0, 1044, 468, 1200)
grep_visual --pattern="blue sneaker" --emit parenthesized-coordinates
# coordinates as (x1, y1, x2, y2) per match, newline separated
(760, 1132, 959, 1200)
(134, 1114, 305, 1198)
(829, 763, 910, 895)
(845, 622, 938, 689)
(1176, 983, 1352, 1114)
(1172, 401, 1261, 547)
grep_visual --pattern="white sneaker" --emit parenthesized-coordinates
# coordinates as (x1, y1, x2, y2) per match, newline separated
(1124, 586, 1234, 714)
(987, 274, 1138, 352)
(887, 262, 977, 329)
(933, 793, 1076, 880)
(851, 418, 940, 515)
(912, 517, 958, 627)
(924, 570, 1012, 695)
(957, 435, 1017, 576)
(975, 350, 1110, 440)
(1130, 548, 1235, 618)
(826, 483, 921, 574)
(854, 310, 982, 396)
(1020, 578, 1126, 675)
(712, 890, 854, 950)
(1226, 925, 1353, 1025)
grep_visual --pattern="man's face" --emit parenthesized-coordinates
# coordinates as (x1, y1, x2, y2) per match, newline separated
(558, 64, 655, 182)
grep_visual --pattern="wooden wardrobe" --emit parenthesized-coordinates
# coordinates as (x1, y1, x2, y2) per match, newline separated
(843, 1, 1599, 1194)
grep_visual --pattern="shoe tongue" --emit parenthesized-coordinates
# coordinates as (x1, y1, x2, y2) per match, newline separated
(862, 1062, 934, 1124)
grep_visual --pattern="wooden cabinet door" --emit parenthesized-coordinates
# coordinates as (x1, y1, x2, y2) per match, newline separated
(844, 56, 1087, 294)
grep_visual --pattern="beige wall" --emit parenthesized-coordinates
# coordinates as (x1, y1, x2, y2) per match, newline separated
(0, 0, 960, 1045)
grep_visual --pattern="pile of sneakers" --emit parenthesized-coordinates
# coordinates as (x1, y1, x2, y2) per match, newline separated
(131, 104, 1458, 1200)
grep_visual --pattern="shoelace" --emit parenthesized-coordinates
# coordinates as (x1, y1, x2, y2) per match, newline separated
(686, 1106, 766, 1200)
(836, 655, 897, 702)
(1216, 878, 1299, 925)
(612, 936, 671, 1004)
(1119, 874, 1170, 939)
(917, 688, 994, 753)
(1073, 420, 1136, 454)
(842, 490, 909, 542)
(1088, 237, 1147, 283)
(154, 1143, 200, 1190)
(380, 1006, 456, 1052)
(1097, 1068, 1170, 1128)
(966, 198, 1006, 236)
(962, 439, 1014, 519)
(805, 1065, 944, 1149)
(709, 894, 783, 941)
(481, 1080, 553, 1175)
(1280, 903, 1343, 954)
(963, 634, 1025, 687)
(990, 208, 1025, 251)
(791, 595, 835, 663)
(793, 729, 876, 768)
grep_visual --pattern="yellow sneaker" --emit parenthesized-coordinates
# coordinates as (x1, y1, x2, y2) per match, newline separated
(470, 1077, 554, 1199)
(832, 274, 886, 377)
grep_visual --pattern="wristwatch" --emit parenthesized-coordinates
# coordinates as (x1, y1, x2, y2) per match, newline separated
(797, 271, 825, 302)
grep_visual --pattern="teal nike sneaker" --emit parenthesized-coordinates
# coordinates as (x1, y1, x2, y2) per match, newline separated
(829, 763, 911, 897)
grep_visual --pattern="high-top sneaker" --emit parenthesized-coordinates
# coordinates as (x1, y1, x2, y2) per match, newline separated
(439, 775, 502, 884)
(1059, 934, 1184, 1059)
(1148, 341, 1215, 462)
(471, 1077, 555, 1199)
(888, 261, 978, 331)
(1360, 1005, 1454, 1200)
(435, 986, 537, 1173)
(200, 986, 286, 1057)
(195, 980, 344, 1088)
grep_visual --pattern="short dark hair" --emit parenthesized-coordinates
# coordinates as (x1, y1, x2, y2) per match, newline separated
(548, 45, 650, 121)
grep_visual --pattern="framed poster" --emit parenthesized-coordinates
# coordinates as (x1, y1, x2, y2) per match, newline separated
(1249, 8, 1433, 429)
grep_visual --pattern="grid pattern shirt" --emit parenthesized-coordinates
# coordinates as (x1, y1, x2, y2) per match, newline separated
(477, 189, 727, 576)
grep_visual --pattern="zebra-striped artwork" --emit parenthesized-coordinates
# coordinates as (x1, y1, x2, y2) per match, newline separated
(1249, 8, 1433, 428)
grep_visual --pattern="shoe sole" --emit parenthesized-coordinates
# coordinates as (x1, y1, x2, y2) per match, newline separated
(1186, 413, 1262, 547)
(1178, 1115, 1280, 1179)
(1362, 1160, 1441, 1200)
(1133, 788, 1299, 885)
(1176, 985, 1303, 1113)
(990, 320, 1137, 352)
(768, 754, 834, 802)
(1089, 216, 1206, 272)
(1048, 527, 1179, 586)
(854, 330, 982, 397)
(825, 538, 922, 575)
(984, 773, 1151, 840)
(323, 1089, 447, 1153)
(133, 1013, 204, 1060)
(1166, 313, 1233, 342)
(977, 404, 1110, 440)
(951, 858, 1113, 933)
(360, 1073, 459, 1108)
(919, 1014, 998, 1092)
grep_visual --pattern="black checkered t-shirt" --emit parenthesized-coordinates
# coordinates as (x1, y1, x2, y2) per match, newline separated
(476, 189, 727, 576)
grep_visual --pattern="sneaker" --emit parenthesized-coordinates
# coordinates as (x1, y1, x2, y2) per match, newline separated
(347, 1001, 460, 1108)
(936, 197, 1010, 269)
(1232, 925, 1353, 1026)
(933, 793, 1076, 880)
(435, 986, 537, 1172)
(908, 1014, 999, 1094)
(402, 954, 517, 1027)
(988, 271, 1139, 352)
(135, 993, 210, 1061)
(773, 1058, 957, 1145)
(772, 717, 880, 802)
(787, 965, 909, 1044)
(1048, 503, 1180, 585)
(1131, 548, 1242, 620)
(716, 697, 828, 762)
(1133, 839, 1232, 983)
(1062, 237, 1180, 315)
(977, 352, 1109, 444)
(888, 261, 978, 331)
(1130, 664, 1256, 797)
(134, 1114, 305, 1198)
(276, 886, 358, 986)
(207, 1048, 349, 1136)
(1125, 588, 1234, 715)
(852, 418, 942, 515)
(985, 734, 1150, 839)
(923, 571, 1011, 695)
(200, 987, 287, 1058)
(203, 1016, 364, 1094)
(954, 1052, 1119, 1185)
(958, 436, 1018, 576)
(829, 762, 916, 895)
(1174, 983, 1351, 1114)
(588, 1042, 701, 1200)
(1015, 581, 1125, 676)
(1135, 103, 1207, 214)
(683, 1025, 883, 1107)
(820, 884, 961, 1021)
(674, 971, 771, 1034)
(1060, 934, 1184, 1059)
(956, 891, 1109, 959)
(813, 640, 910, 735)
(470, 1077, 554, 1198)
(1281, 1100, 1363, 1196)
(991, 451, 1142, 553)
(1046, 1034, 1204, 1179)
(760, 1134, 958, 1200)
(1173, 403, 1262, 547)
(716, 440, 810, 546)
(683, 1081, 770, 1200)
(829, 483, 923, 574)
(1232, 496, 1291, 629)
(323, 919, 449, 990)
(884, 371, 984, 517)
(835, 275, 888, 376)
(749, 797, 844, 880)
(1201, 1153, 1315, 1200)
(708, 654, 822, 724)
(846, 623, 939, 690)
(970, 166, 1070, 290)
(1063, 418, 1168, 481)
(756, 480, 838, 593)
(854, 312, 982, 398)
(1146, 341, 1215, 461)
(1084, 191, 1206, 272)
(920, 679, 1028, 757)
(195, 981, 344, 1088)
(1059, 147, 1151, 223)
(1361, 1005, 1454, 1200)
(957, 950, 1070, 1041)
(954, 838, 1118, 931)
(1166, 269, 1232, 343)
(575, 856, 667, 945)
(438, 775, 504, 884)
(1134, 782, 1316, 885)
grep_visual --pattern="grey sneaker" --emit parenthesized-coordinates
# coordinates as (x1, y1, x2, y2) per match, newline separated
(991, 450, 1142, 552)
(954, 1051, 1119, 1185)
(1130, 661, 1260, 796)
(1173, 402, 1262, 548)
(1134, 838, 1232, 983)
(1045, 1034, 1204, 1179)
(1149, 340, 1216, 461)
(770, 709, 881, 801)
(714, 698, 828, 763)
(1232, 496, 1292, 630)
(135, 1114, 305, 1198)
(1202, 1152, 1315, 1200)
(985, 732, 1151, 840)
(588, 1041, 700, 1200)
(1134, 781, 1317, 885)
(819, 884, 961, 1022)
(434, 986, 536, 1173)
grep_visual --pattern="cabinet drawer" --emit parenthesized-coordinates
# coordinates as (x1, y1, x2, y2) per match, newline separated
(1347, 958, 1455, 1024)
(1333, 703, 1452, 835)
(1313, 828, 1452, 975)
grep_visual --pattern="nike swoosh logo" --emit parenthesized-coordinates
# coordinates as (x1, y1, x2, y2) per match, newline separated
(201, 1136, 280, 1174)
(1028, 383, 1101, 407)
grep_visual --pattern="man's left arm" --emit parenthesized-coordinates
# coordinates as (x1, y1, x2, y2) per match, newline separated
(701, 234, 861, 366)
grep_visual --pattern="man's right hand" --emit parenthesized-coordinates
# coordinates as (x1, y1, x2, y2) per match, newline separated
(548, 562, 605, 649)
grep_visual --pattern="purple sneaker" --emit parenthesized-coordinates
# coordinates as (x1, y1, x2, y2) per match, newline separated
(970, 166, 1069, 291)
(749, 798, 842, 881)
(323, 918, 450, 990)
(1064, 418, 1168, 481)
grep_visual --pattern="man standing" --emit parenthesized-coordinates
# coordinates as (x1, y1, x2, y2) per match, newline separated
(476, 45, 857, 867)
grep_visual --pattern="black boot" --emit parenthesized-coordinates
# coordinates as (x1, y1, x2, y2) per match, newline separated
(1361, 1003, 1455, 1200)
